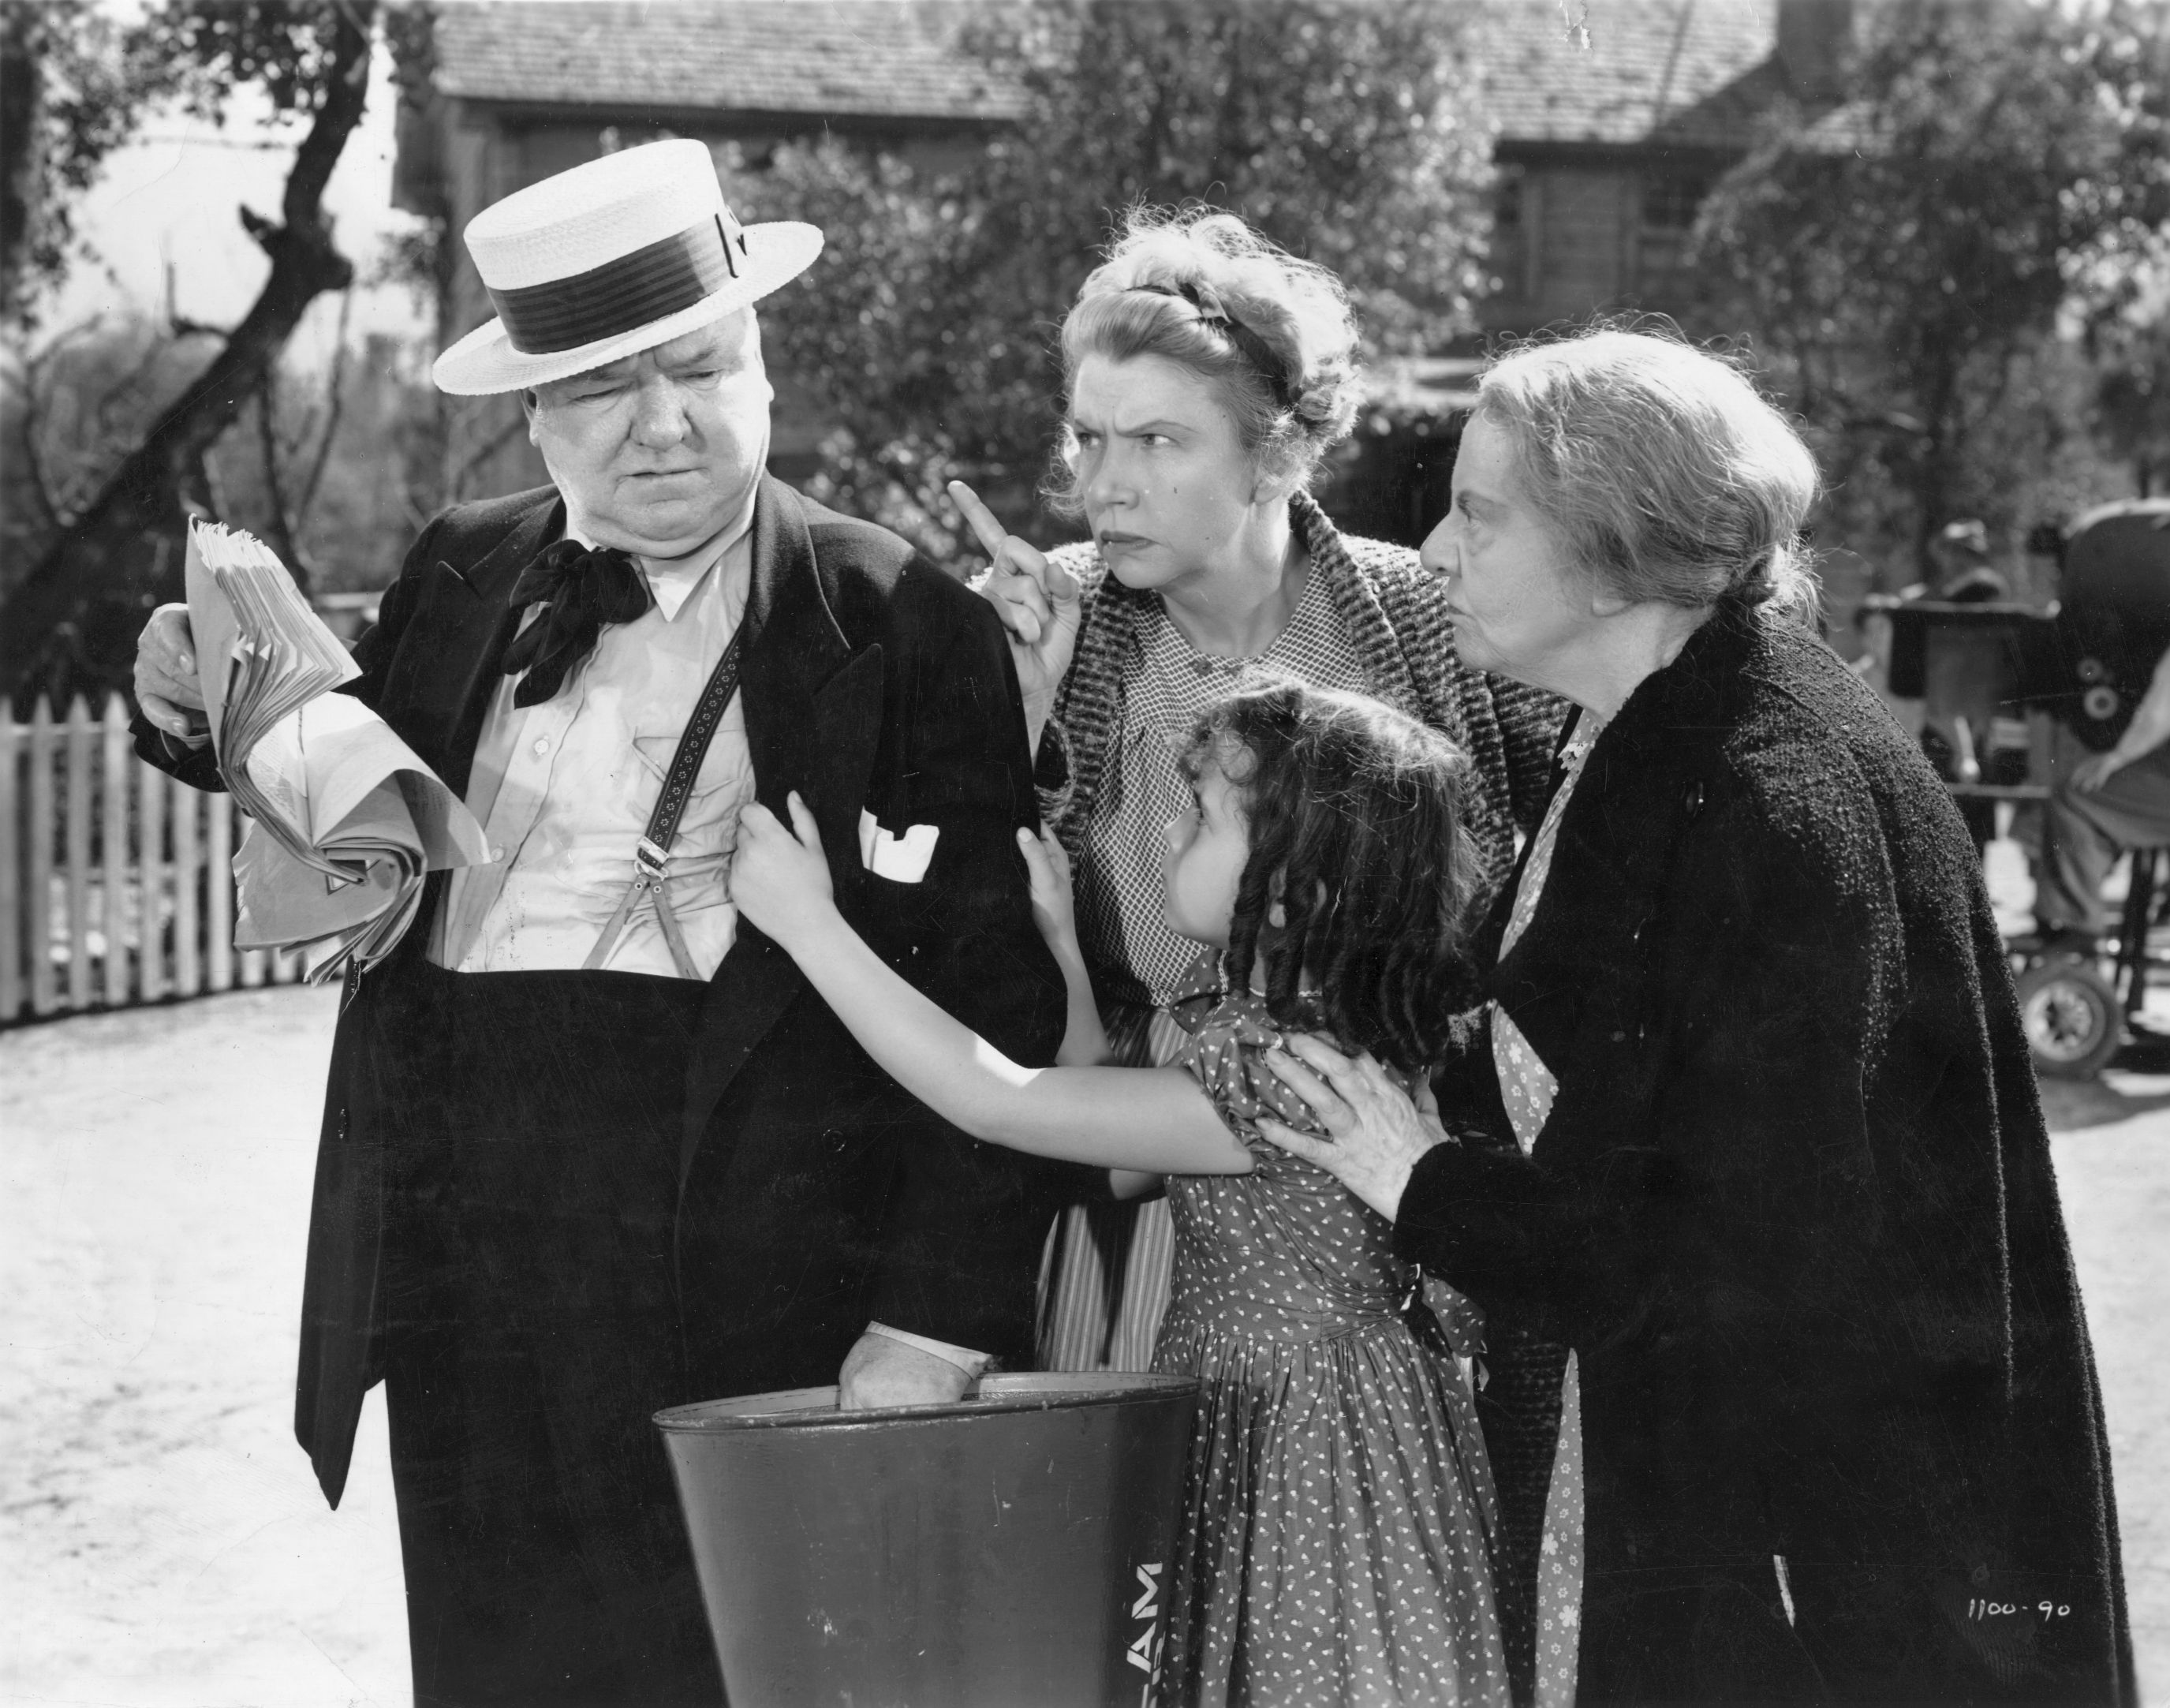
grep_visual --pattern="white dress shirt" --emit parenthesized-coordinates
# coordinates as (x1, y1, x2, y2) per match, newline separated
(424, 494, 987, 1375)
(430, 503, 756, 978)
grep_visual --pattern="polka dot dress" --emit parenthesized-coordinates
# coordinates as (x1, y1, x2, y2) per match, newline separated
(1044, 568, 1376, 1377)
(1492, 710, 1604, 1708)
(1152, 990, 1512, 1708)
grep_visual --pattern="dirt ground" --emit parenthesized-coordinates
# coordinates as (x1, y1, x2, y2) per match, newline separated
(2, 989, 406, 1708)
(4, 970, 2168, 1707)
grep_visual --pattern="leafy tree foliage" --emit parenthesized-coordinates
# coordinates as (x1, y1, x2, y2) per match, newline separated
(1691, 0, 2170, 584)
(2, 316, 443, 617)
(2, 318, 204, 598)
(2092, 307, 2170, 497)
(1, 2, 155, 329)
(729, 0, 1492, 560)
(0, 0, 390, 708)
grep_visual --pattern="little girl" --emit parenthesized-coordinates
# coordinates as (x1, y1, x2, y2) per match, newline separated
(733, 680, 1509, 1708)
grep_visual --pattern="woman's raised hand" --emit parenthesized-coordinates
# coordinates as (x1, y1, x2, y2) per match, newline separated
(1253, 1035, 1451, 1222)
(951, 479, 1080, 751)
(734, 792, 837, 952)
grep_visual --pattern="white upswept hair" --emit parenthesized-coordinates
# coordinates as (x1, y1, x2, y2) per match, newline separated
(1477, 328, 1823, 620)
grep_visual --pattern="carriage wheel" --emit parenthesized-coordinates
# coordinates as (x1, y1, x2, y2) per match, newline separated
(2016, 958, 2123, 1078)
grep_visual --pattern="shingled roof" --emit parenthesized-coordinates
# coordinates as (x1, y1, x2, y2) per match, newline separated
(1475, 0, 1780, 151)
(423, 0, 1783, 147)
(428, 0, 1029, 121)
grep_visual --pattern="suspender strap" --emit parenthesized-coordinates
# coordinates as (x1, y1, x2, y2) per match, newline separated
(585, 625, 748, 977)
(646, 624, 747, 854)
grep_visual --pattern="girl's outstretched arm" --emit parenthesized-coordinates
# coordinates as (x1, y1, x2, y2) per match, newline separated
(735, 795, 1251, 1176)
(1015, 826, 1160, 1199)
(1014, 826, 1112, 1068)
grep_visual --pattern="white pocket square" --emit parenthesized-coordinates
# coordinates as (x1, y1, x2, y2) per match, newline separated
(857, 809, 939, 884)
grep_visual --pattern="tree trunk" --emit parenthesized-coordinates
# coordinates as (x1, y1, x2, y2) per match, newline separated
(0, 0, 375, 711)
(252, 370, 308, 593)
(0, 9, 41, 320)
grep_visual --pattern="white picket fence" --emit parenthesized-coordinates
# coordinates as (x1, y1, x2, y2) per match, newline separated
(1, 693, 305, 1026)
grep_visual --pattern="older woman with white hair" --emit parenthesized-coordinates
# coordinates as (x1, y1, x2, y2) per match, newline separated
(1260, 329, 2133, 1705)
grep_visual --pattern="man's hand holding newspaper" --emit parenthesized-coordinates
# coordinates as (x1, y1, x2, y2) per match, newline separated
(184, 520, 490, 981)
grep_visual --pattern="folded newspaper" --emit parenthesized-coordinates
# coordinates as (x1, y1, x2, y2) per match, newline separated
(185, 520, 491, 981)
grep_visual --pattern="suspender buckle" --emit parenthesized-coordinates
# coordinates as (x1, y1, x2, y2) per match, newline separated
(585, 624, 746, 981)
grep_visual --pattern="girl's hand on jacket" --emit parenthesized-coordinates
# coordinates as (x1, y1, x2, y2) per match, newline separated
(1255, 1034, 1449, 1223)
(734, 792, 837, 952)
(1016, 825, 1083, 963)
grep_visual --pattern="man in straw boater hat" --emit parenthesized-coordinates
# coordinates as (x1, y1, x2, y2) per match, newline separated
(132, 140, 1074, 1704)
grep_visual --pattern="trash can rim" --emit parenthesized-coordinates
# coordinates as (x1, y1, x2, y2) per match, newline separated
(655, 1370, 1200, 1433)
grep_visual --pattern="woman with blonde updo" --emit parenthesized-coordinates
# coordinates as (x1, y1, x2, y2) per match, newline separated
(950, 208, 1560, 1705)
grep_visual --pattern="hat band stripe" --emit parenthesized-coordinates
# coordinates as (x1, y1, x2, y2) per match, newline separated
(489, 219, 744, 356)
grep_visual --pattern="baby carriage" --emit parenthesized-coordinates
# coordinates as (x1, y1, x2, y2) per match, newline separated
(1869, 499, 2170, 1078)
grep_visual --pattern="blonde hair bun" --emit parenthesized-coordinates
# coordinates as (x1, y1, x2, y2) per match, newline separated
(1047, 207, 1364, 514)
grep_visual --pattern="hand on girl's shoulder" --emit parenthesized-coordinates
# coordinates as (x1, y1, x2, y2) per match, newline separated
(1178, 997, 1336, 1153)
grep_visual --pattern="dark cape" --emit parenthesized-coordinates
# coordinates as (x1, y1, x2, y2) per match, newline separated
(1410, 605, 2133, 1706)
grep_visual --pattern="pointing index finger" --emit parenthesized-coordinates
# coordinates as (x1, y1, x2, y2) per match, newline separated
(947, 480, 1010, 560)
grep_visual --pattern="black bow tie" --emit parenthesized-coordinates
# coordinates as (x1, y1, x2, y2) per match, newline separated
(500, 539, 655, 707)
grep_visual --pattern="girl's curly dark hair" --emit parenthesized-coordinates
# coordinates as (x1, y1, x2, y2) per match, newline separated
(1178, 680, 1484, 1075)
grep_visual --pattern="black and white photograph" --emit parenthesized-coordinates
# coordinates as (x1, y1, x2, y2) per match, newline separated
(2, 1, 2166, 1703)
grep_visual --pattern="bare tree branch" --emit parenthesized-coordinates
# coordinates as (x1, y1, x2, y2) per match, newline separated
(88, 324, 180, 445)
(11, 368, 59, 533)
(0, 0, 377, 701)
(7, 316, 105, 530)
(446, 411, 528, 495)
(163, 259, 229, 343)
(253, 368, 306, 589)
(297, 285, 352, 523)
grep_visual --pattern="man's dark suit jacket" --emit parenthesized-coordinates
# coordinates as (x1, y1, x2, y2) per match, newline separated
(138, 476, 1073, 1504)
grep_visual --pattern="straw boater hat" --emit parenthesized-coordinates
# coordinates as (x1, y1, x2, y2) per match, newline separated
(432, 138, 823, 396)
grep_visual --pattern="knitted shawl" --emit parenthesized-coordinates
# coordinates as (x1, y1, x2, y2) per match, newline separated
(1041, 489, 1565, 899)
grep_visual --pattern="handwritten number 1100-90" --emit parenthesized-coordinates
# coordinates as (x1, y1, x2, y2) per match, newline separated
(1969, 1600, 2070, 1620)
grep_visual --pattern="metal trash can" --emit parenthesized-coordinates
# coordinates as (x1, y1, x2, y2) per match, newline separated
(655, 1371, 1199, 1708)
